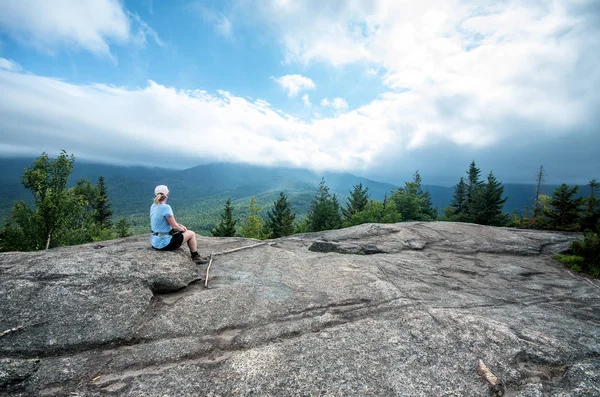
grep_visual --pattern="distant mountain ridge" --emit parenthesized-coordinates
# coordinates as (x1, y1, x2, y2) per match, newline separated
(0, 157, 582, 235)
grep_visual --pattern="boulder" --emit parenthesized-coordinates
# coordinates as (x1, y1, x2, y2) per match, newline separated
(0, 222, 598, 396)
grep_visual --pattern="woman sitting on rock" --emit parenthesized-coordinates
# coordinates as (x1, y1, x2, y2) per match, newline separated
(150, 185, 208, 264)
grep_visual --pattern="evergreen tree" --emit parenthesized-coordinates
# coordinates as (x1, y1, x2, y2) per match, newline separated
(581, 179, 600, 232)
(450, 177, 467, 216)
(266, 192, 296, 238)
(413, 171, 437, 219)
(241, 197, 266, 239)
(390, 171, 436, 221)
(544, 184, 583, 231)
(94, 176, 112, 228)
(307, 178, 342, 232)
(342, 183, 369, 222)
(465, 160, 483, 216)
(115, 218, 132, 238)
(470, 171, 508, 226)
(211, 198, 237, 237)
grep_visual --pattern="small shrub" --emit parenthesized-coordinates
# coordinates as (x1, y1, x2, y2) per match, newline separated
(556, 231, 600, 277)
(553, 254, 585, 272)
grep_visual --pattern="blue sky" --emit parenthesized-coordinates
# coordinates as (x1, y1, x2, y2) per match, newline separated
(0, 0, 599, 185)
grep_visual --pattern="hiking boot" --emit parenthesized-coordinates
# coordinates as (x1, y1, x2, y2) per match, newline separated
(192, 255, 209, 264)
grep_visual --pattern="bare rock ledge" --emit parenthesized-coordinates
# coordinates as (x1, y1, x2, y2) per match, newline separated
(1, 222, 599, 396)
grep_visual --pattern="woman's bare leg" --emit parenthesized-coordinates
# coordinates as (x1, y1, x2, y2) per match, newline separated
(182, 230, 197, 253)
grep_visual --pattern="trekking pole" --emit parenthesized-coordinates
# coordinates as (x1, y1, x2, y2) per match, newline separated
(203, 242, 270, 289)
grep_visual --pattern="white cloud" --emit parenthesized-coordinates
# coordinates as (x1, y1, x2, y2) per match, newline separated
(0, 0, 161, 61)
(244, 0, 600, 155)
(0, 1, 599, 184)
(321, 97, 348, 111)
(0, 58, 21, 71)
(0, 69, 391, 172)
(272, 74, 316, 97)
(302, 94, 311, 108)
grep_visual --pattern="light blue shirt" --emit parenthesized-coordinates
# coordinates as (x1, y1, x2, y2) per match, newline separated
(150, 203, 174, 249)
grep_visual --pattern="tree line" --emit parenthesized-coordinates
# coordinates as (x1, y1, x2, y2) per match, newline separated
(0, 151, 131, 252)
(2, 152, 598, 277)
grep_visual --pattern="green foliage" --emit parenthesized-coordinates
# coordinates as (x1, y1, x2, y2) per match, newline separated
(543, 184, 583, 231)
(115, 218, 132, 238)
(581, 179, 600, 232)
(342, 183, 369, 223)
(569, 228, 600, 276)
(211, 198, 238, 237)
(448, 177, 468, 218)
(0, 152, 141, 251)
(390, 171, 436, 221)
(20, 150, 76, 249)
(306, 178, 342, 232)
(265, 192, 296, 238)
(470, 171, 508, 226)
(94, 176, 112, 228)
(465, 160, 484, 212)
(241, 197, 266, 239)
(344, 199, 402, 227)
(0, 201, 38, 251)
(446, 162, 508, 226)
(553, 254, 586, 272)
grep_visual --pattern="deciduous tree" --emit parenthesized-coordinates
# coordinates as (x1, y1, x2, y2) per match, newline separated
(241, 197, 266, 239)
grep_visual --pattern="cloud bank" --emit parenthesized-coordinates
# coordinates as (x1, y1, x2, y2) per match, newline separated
(0, 0, 599, 185)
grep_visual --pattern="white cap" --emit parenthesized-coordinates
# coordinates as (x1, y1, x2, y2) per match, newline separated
(154, 185, 169, 195)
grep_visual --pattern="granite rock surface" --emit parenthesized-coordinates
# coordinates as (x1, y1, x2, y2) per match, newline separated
(1, 222, 599, 396)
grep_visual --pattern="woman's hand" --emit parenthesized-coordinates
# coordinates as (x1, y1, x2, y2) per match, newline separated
(178, 223, 187, 232)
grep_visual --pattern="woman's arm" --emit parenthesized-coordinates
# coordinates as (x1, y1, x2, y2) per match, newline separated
(166, 216, 187, 232)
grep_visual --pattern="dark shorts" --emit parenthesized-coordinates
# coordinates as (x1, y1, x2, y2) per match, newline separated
(157, 232, 184, 251)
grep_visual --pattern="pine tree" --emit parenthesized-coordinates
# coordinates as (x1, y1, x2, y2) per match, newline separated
(581, 179, 600, 232)
(465, 160, 483, 216)
(241, 197, 266, 239)
(211, 198, 237, 237)
(448, 177, 468, 218)
(307, 178, 342, 232)
(266, 192, 296, 238)
(94, 176, 112, 228)
(390, 171, 436, 221)
(544, 184, 583, 231)
(470, 171, 508, 226)
(413, 171, 436, 220)
(342, 183, 369, 222)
